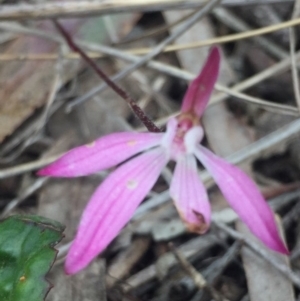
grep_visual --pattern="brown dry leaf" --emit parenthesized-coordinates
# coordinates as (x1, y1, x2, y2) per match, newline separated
(106, 237, 151, 288)
(237, 220, 294, 301)
(0, 8, 140, 143)
(47, 259, 107, 301)
(0, 19, 82, 143)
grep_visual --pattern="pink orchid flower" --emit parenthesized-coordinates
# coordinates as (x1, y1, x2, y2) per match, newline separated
(38, 47, 288, 275)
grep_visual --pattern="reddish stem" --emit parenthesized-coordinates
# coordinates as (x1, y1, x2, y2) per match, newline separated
(54, 20, 161, 133)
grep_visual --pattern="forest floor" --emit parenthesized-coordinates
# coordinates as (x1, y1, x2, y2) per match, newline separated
(0, 1, 300, 300)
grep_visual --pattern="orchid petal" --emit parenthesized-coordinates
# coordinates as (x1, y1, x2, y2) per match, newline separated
(181, 47, 220, 117)
(65, 147, 168, 274)
(38, 132, 163, 177)
(195, 146, 288, 254)
(170, 154, 211, 233)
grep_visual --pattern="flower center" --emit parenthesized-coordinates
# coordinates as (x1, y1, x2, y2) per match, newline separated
(175, 113, 199, 140)
(169, 113, 200, 159)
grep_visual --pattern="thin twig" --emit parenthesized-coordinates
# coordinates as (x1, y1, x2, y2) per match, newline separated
(66, 39, 299, 115)
(134, 186, 300, 232)
(0, 154, 61, 179)
(3, 17, 300, 57)
(2, 114, 300, 180)
(0, 22, 62, 43)
(170, 243, 229, 301)
(123, 233, 226, 292)
(211, 50, 300, 106)
(36, 45, 63, 132)
(214, 221, 300, 289)
(0, 100, 64, 161)
(54, 20, 161, 133)
(283, 202, 300, 229)
(0, 0, 294, 21)
(213, 7, 288, 59)
(137, 138, 300, 220)
(1, 21, 299, 115)
(204, 241, 242, 282)
(289, 0, 300, 112)
(215, 85, 298, 116)
(0, 32, 16, 45)
(0, 178, 48, 219)
(76, 44, 298, 115)
(106, 17, 300, 54)
(0, 49, 295, 115)
(0, 40, 295, 114)
(117, 10, 197, 45)
(67, 0, 221, 109)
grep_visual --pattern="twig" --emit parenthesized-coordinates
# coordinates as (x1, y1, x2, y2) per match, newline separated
(2, 114, 300, 180)
(103, 15, 119, 44)
(290, 247, 300, 263)
(67, 0, 221, 109)
(189, 242, 242, 301)
(250, 5, 289, 47)
(0, 42, 295, 114)
(0, 100, 64, 161)
(213, 7, 288, 59)
(169, 243, 229, 301)
(122, 233, 225, 292)
(36, 45, 63, 132)
(106, 237, 151, 288)
(283, 202, 300, 229)
(0, 178, 48, 219)
(54, 20, 161, 133)
(67, 39, 299, 115)
(204, 241, 242, 282)
(134, 187, 300, 242)
(0, 32, 16, 45)
(135, 158, 300, 226)
(0, 22, 62, 44)
(0, 0, 294, 21)
(214, 85, 298, 116)
(289, 0, 300, 112)
(118, 10, 197, 45)
(3, 17, 300, 56)
(1, 21, 299, 115)
(116, 17, 300, 53)
(0, 51, 296, 115)
(136, 75, 173, 114)
(214, 221, 300, 289)
(224, 118, 300, 166)
(211, 50, 300, 106)
(75, 40, 299, 115)
(0, 154, 61, 179)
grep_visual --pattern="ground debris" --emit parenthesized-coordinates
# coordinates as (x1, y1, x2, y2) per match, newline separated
(1, 1, 300, 301)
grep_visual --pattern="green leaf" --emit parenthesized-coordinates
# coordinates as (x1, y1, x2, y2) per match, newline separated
(0, 215, 65, 301)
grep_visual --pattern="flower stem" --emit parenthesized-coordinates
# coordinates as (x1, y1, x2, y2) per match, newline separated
(54, 20, 161, 133)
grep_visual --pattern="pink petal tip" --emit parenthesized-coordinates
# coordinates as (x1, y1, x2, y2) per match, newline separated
(181, 46, 220, 118)
(170, 154, 211, 234)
